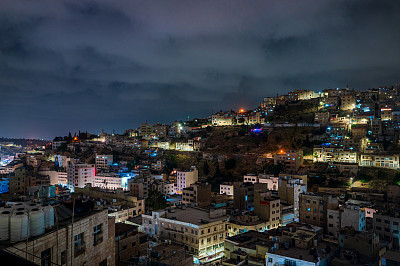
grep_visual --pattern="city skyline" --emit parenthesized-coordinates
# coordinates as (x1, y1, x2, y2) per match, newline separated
(2, 0, 400, 139)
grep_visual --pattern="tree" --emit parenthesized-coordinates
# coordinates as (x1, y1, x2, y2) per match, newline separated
(147, 190, 167, 211)
(203, 161, 210, 176)
(225, 159, 236, 170)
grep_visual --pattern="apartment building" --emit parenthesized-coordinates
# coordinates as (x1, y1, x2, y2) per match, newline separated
(176, 167, 199, 193)
(373, 213, 400, 249)
(254, 191, 280, 229)
(340, 94, 356, 110)
(233, 182, 254, 211)
(95, 154, 113, 169)
(94, 172, 123, 190)
(314, 111, 330, 125)
(67, 163, 95, 189)
(226, 214, 271, 236)
(142, 207, 229, 263)
(6, 207, 115, 266)
(278, 176, 307, 220)
(211, 111, 235, 126)
(299, 193, 339, 230)
(359, 154, 400, 169)
(273, 150, 304, 173)
(182, 182, 212, 207)
(327, 205, 366, 239)
(220, 183, 234, 196)
(243, 174, 278, 190)
(115, 223, 148, 265)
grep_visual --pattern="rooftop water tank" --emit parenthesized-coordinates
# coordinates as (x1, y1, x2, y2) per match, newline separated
(42, 205, 55, 229)
(10, 212, 29, 242)
(29, 208, 45, 237)
(0, 210, 12, 241)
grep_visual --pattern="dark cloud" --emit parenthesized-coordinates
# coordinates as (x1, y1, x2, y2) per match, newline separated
(1, 0, 400, 138)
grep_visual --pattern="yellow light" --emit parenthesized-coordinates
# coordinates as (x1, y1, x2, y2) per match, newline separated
(239, 109, 245, 113)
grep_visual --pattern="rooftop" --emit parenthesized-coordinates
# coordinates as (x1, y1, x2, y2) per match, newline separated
(270, 242, 336, 263)
(161, 207, 229, 226)
(115, 223, 138, 237)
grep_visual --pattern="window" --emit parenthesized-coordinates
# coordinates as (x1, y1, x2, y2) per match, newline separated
(74, 232, 85, 257)
(41, 248, 51, 266)
(61, 251, 67, 265)
(93, 224, 103, 246)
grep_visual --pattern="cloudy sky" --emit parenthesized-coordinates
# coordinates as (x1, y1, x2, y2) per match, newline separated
(1, 0, 400, 139)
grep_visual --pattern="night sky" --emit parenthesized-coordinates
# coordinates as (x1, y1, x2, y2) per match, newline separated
(1, 1, 400, 139)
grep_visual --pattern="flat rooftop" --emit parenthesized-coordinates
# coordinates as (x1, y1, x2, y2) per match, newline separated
(270, 242, 336, 263)
(162, 207, 229, 225)
(115, 223, 138, 237)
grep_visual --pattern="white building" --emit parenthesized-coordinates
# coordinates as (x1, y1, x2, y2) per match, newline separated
(39, 170, 67, 186)
(67, 163, 95, 189)
(220, 183, 234, 196)
(94, 172, 123, 190)
(95, 154, 113, 169)
(243, 174, 278, 190)
(176, 167, 198, 193)
(359, 154, 400, 169)
(341, 205, 366, 231)
(327, 205, 366, 239)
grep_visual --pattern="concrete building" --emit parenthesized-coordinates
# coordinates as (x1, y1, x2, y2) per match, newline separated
(243, 174, 278, 190)
(6, 206, 115, 266)
(265, 229, 338, 266)
(152, 179, 176, 195)
(278, 176, 307, 221)
(148, 243, 194, 266)
(381, 250, 400, 266)
(154, 124, 169, 138)
(142, 207, 229, 263)
(9, 166, 26, 194)
(373, 213, 400, 249)
(339, 227, 382, 262)
(95, 154, 114, 169)
(74, 186, 145, 217)
(254, 190, 280, 229)
(340, 94, 356, 110)
(327, 205, 366, 239)
(67, 163, 95, 190)
(176, 167, 198, 193)
(109, 207, 141, 223)
(359, 154, 400, 169)
(341, 205, 366, 231)
(233, 182, 254, 211)
(226, 214, 271, 236)
(212, 111, 235, 126)
(224, 231, 272, 265)
(299, 193, 339, 231)
(140, 123, 154, 139)
(94, 172, 123, 190)
(220, 183, 234, 196)
(182, 182, 212, 208)
(314, 111, 330, 125)
(274, 150, 304, 173)
(115, 223, 148, 265)
(129, 176, 153, 198)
